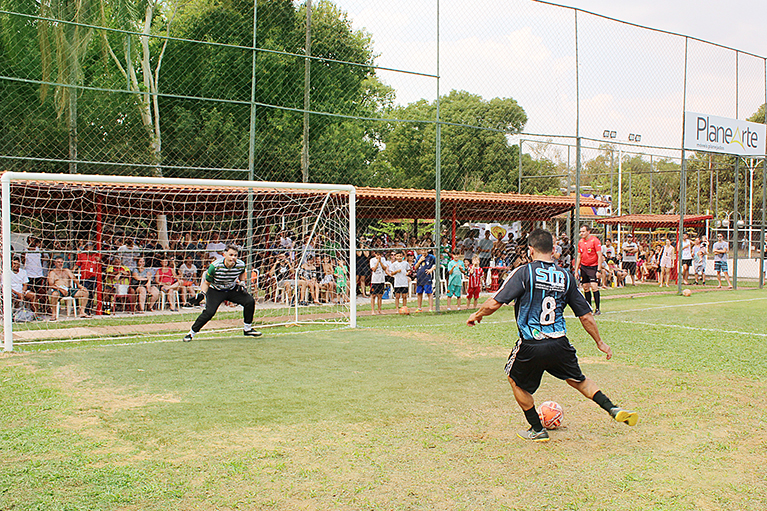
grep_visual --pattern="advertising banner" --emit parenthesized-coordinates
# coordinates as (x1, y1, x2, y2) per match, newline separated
(684, 112, 766, 156)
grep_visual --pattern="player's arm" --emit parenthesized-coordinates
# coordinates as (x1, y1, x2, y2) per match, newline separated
(467, 297, 503, 326)
(578, 313, 612, 360)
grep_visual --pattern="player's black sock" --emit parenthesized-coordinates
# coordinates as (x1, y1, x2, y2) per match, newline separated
(594, 290, 601, 310)
(523, 406, 544, 432)
(592, 390, 616, 413)
(585, 290, 592, 307)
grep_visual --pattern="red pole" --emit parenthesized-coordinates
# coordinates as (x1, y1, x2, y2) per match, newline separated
(95, 196, 103, 315)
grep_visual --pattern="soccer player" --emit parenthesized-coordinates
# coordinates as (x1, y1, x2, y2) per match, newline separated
(466, 229, 637, 442)
(184, 245, 261, 342)
(574, 224, 603, 315)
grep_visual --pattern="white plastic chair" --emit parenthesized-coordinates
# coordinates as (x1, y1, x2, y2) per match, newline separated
(56, 296, 77, 318)
(160, 290, 180, 311)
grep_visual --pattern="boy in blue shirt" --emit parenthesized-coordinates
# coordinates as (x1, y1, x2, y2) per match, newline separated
(446, 250, 465, 310)
(414, 245, 435, 312)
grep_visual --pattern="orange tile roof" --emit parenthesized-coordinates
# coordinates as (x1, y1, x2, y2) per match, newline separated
(596, 214, 713, 228)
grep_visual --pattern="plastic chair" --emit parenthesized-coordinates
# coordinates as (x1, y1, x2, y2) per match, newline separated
(160, 290, 180, 311)
(56, 296, 77, 318)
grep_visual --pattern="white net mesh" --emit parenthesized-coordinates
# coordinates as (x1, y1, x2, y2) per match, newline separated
(2, 174, 354, 350)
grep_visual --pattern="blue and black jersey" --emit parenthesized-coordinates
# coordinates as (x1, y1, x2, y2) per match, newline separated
(493, 260, 591, 341)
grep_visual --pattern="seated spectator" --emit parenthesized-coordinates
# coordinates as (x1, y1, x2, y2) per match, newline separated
(104, 256, 135, 314)
(608, 259, 628, 287)
(297, 256, 321, 305)
(154, 258, 180, 311)
(268, 253, 294, 303)
(48, 255, 89, 320)
(177, 255, 199, 306)
(11, 256, 36, 313)
(132, 257, 159, 313)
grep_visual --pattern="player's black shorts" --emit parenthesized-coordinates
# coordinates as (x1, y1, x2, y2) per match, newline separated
(682, 258, 693, 267)
(580, 265, 599, 284)
(371, 283, 385, 295)
(394, 286, 408, 295)
(504, 337, 586, 394)
(623, 261, 636, 275)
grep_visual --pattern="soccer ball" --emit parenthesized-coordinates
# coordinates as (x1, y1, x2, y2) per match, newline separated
(399, 306, 410, 315)
(682, 289, 692, 297)
(538, 401, 563, 430)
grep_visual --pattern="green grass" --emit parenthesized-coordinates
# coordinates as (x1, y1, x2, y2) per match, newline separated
(2, 289, 767, 509)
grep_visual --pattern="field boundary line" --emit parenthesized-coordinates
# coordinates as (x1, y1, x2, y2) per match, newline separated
(601, 295, 767, 315)
(597, 318, 767, 337)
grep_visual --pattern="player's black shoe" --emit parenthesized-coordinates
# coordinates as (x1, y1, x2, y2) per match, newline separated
(183, 333, 194, 342)
(516, 427, 550, 442)
(594, 309, 601, 316)
(243, 329, 262, 338)
(610, 407, 638, 426)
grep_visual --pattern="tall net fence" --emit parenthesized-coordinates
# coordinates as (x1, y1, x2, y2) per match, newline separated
(1, 0, 766, 343)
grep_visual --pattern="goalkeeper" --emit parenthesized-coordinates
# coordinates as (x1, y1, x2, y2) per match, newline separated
(184, 245, 261, 342)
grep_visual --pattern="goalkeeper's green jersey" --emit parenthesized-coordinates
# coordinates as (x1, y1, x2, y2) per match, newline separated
(205, 258, 246, 291)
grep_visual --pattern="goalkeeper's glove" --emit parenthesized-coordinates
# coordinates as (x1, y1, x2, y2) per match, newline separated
(189, 291, 206, 306)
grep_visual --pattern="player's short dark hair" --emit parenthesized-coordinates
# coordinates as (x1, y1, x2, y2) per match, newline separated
(580, 224, 592, 232)
(225, 244, 239, 253)
(528, 229, 554, 253)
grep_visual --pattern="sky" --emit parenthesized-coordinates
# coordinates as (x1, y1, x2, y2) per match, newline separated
(332, 0, 767, 154)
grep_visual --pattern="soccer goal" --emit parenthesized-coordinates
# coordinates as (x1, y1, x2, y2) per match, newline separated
(1, 172, 356, 352)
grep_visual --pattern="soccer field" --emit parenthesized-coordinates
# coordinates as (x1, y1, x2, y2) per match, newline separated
(2, 290, 767, 510)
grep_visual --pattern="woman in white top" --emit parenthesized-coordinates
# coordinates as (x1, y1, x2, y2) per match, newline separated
(659, 238, 675, 288)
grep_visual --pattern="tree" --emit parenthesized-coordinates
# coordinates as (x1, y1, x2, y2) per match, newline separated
(376, 90, 534, 192)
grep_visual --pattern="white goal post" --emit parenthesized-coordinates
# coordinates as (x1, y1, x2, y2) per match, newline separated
(2, 172, 357, 352)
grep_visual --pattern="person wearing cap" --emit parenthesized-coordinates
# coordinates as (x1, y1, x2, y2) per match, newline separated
(621, 235, 639, 286)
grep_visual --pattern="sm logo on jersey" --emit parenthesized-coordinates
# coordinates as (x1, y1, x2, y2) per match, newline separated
(535, 265, 565, 289)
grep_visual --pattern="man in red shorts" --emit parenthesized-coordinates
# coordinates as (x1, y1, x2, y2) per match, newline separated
(575, 224, 603, 315)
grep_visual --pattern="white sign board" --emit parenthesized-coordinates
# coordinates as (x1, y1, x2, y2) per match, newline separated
(684, 112, 766, 156)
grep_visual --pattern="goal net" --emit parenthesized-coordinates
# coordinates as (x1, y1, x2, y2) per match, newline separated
(1, 173, 356, 352)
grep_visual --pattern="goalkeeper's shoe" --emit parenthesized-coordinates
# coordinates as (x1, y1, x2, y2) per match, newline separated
(243, 329, 262, 338)
(610, 407, 639, 426)
(183, 333, 194, 342)
(517, 427, 549, 442)
(189, 292, 206, 306)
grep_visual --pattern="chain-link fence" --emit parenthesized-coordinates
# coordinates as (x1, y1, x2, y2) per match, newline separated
(1, 0, 766, 319)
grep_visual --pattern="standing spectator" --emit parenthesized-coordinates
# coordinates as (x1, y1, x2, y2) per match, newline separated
(446, 250, 465, 311)
(143, 232, 161, 269)
(680, 232, 693, 285)
(369, 251, 388, 315)
(621, 234, 639, 286)
(659, 238, 675, 288)
(183, 232, 205, 270)
(206, 232, 226, 262)
(712, 233, 732, 289)
(692, 237, 707, 285)
(462, 232, 476, 262)
(10, 256, 36, 313)
(24, 236, 46, 312)
(388, 251, 410, 312)
(414, 244, 436, 313)
(575, 224, 603, 315)
(132, 257, 160, 313)
(493, 233, 506, 266)
(356, 244, 370, 297)
(477, 230, 494, 271)
(504, 234, 517, 268)
(76, 241, 101, 315)
(334, 258, 349, 304)
(118, 237, 140, 272)
(466, 255, 484, 309)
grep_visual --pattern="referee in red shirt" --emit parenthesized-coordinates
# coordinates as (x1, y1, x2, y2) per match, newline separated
(574, 224, 603, 315)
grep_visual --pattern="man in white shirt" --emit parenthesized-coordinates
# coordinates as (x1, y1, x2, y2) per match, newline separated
(11, 257, 36, 312)
(621, 235, 639, 286)
(477, 230, 494, 270)
(462, 233, 476, 261)
(206, 232, 227, 262)
(117, 238, 141, 271)
(601, 238, 616, 262)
